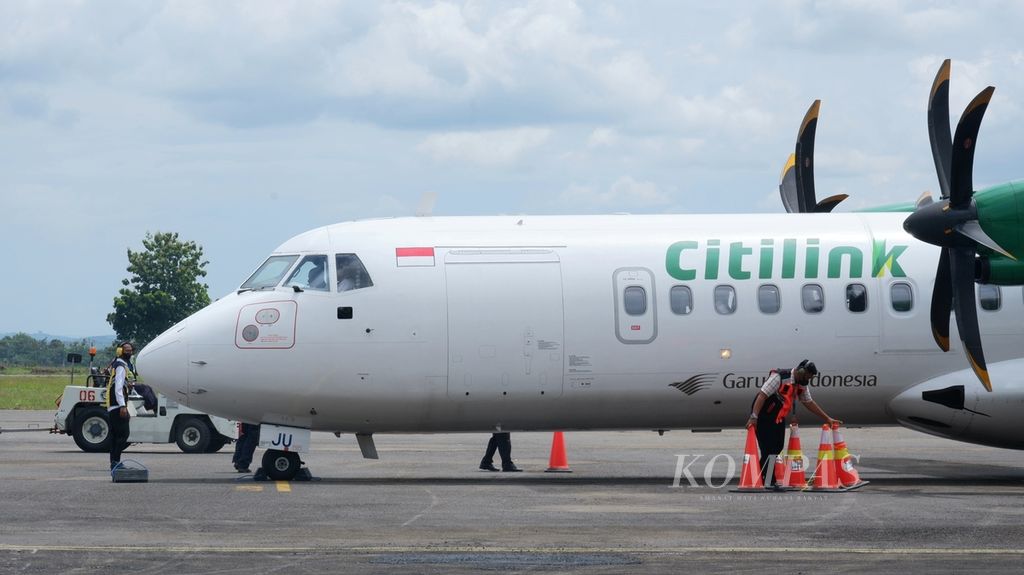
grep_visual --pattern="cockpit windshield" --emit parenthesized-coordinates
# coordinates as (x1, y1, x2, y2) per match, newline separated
(240, 255, 299, 290)
(284, 255, 330, 291)
(336, 254, 374, 292)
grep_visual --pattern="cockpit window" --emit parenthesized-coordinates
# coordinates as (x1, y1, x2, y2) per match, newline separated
(284, 255, 329, 291)
(240, 255, 299, 290)
(336, 254, 374, 292)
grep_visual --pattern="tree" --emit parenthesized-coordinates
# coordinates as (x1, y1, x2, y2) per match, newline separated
(0, 334, 94, 367)
(107, 232, 211, 349)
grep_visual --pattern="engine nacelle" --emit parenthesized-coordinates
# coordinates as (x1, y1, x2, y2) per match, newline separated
(976, 254, 1024, 285)
(975, 180, 1024, 264)
(887, 358, 1024, 449)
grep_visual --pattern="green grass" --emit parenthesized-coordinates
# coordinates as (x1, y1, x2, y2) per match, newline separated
(0, 366, 66, 376)
(0, 375, 72, 410)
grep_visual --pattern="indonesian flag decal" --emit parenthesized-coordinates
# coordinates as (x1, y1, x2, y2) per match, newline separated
(396, 247, 435, 267)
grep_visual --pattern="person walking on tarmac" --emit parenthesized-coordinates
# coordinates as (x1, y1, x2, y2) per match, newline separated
(106, 342, 134, 470)
(745, 360, 840, 486)
(479, 432, 522, 472)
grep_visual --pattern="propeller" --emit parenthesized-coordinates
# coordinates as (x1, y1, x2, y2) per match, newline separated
(779, 100, 849, 213)
(903, 59, 1004, 391)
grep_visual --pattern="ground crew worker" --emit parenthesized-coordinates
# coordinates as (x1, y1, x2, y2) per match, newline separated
(232, 422, 261, 473)
(106, 342, 134, 470)
(745, 359, 840, 485)
(479, 432, 521, 472)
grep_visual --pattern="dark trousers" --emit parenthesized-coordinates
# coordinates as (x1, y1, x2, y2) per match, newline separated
(481, 432, 513, 469)
(232, 423, 261, 469)
(755, 415, 786, 485)
(108, 409, 130, 468)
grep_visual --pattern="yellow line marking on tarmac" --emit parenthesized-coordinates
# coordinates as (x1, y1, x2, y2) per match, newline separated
(275, 481, 291, 492)
(235, 485, 263, 492)
(2, 545, 1024, 556)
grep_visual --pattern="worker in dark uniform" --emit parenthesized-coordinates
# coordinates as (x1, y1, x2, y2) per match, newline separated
(106, 342, 134, 470)
(745, 360, 839, 485)
(232, 422, 261, 473)
(479, 432, 521, 472)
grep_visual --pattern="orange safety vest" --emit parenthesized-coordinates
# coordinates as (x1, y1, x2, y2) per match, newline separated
(764, 368, 803, 424)
(775, 379, 799, 423)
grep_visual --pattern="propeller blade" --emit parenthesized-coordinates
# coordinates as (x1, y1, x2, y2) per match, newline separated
(794, 100, 820, 213)
(950, 247, 992, 391)
(778, 153, 799, 213)
(916, 191, 934, 208)
(949, 86, 995, 209)
(957, 220, 1016, 259)
(928, 59, 952, 200)
(929, 248, 952, 352)
(812, 193, 849, 213)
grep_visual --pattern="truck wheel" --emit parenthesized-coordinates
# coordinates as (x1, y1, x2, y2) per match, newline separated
(262, 449, 301, 481)
(204, 435, 229, 453)
(175, 416, 212, 453)
(72, 406, 111, 453)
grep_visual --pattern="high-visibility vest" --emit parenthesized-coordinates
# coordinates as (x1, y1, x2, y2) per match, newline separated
(105, 358, 131, 408)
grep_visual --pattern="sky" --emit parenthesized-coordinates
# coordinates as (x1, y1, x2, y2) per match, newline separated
(3, 0, 1024, 338)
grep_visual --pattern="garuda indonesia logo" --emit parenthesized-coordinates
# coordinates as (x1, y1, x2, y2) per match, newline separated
(669, 373, 715, 395)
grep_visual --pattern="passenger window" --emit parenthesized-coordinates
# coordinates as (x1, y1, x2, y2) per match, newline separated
(979, 284, 1001, 311)
(891, 282, 913, 312)
(758, 284, 780, 314)
(336, 254, 374, 292)
(624, 286, 647, 315)
(241, 255, 299, 290)
(670, 286, 693, 315)
(284, 255, 329, 291)
(714, 285, 736, 315)
(802, 284, 824, 314)
(846, 283, 867, 313)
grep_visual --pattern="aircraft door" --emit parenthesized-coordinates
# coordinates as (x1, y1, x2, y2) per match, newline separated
(613, 267, 657, 344)
(878, 278, 945, 353)
(445, 250, 564, 400)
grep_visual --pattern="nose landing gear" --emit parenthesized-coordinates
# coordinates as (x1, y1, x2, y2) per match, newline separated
(260, 449, 305, 481)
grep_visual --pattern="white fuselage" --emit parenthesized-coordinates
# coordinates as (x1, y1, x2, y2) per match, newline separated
(137, 213, 1024, 447)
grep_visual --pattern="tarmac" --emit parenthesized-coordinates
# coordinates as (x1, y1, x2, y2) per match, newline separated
(3, 409, 1024, 574)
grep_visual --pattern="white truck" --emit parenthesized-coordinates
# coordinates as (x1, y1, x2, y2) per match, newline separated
(53, 375, 237, 454)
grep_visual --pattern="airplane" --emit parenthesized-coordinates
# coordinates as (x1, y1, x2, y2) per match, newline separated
(138, 60, 1024, 481)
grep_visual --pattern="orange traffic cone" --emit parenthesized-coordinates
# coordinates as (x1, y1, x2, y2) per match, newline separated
(832, 423, 865, 489)
(736, 426, 765, 491)
(545, 431, 572, 473)
(781, 423, 808, 490)
(772, 452, 788, 488)
(811, 424, 841, 491)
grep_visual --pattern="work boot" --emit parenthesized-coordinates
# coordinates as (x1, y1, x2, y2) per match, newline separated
(479, 462, 499, 472)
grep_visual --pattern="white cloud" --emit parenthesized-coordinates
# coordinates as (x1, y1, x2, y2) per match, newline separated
(672, 86, 774, 135)
(587, 127, 617, 148)
(558, 176, 672, 210)
(724, 18, 753, 51)
(675, 138, 705, 156)
(596, 51, 665, 106)
(417, 127, 551, 167)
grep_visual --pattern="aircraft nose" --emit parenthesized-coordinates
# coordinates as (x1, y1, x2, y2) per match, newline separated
(137, 324, 188, 403)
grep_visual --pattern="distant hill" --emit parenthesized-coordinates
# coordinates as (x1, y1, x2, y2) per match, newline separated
(1, 332, 116, 347)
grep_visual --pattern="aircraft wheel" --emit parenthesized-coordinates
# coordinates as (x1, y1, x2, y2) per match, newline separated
(175, 416, 212, 453)
(262, 449, 301, 481)
(72, 406, 111, 453)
